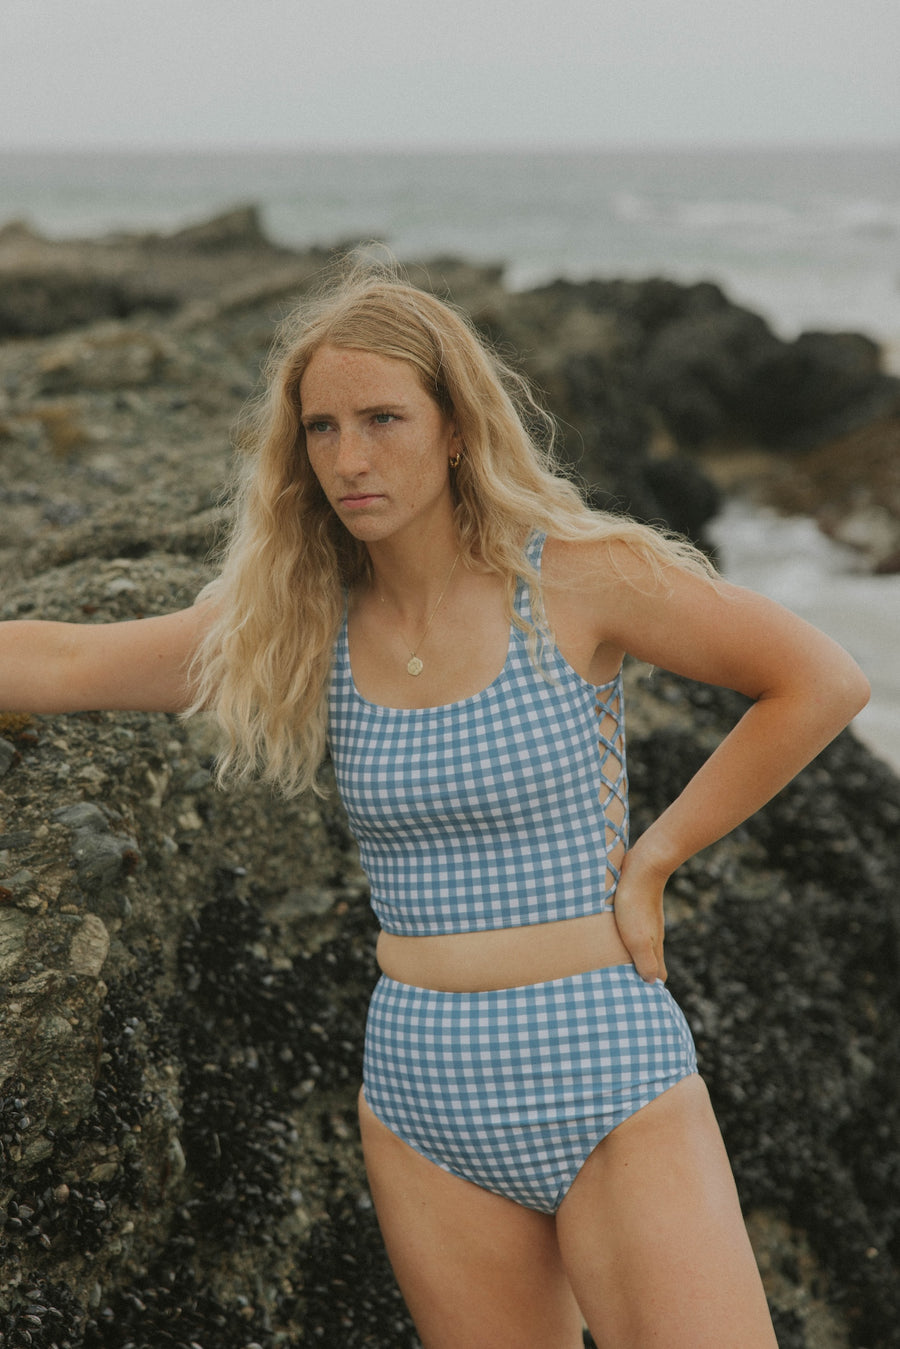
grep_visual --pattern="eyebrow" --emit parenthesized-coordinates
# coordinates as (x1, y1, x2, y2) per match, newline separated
(301, 401, 409, 423)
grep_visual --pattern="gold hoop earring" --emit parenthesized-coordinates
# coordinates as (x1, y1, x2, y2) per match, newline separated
(449, 452, 462, 469)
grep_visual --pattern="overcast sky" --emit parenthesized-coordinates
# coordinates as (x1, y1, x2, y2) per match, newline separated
(3, 0, 899, 151)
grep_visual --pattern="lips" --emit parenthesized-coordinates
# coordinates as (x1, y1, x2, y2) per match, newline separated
(339, 493, 384, 509)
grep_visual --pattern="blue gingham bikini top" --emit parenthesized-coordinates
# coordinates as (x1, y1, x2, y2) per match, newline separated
(327, 531, 629, 936)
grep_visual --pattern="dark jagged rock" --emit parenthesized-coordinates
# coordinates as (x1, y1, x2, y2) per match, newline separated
(155, 203, 273, 253)
(639, 310, 900, 451)
(642, 454, 723, 543)
(531, 274, 900, 452)
(0, 210, 898, 1346)
(639, 303, 786, 446)
(0, 273, 178, 341)
(753, 329, 899, 447)
(481, 271, 900, 564)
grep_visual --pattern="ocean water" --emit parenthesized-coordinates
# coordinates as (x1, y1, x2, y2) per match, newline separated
(2, 144, 898, 768)
(1, 144, 899, 350)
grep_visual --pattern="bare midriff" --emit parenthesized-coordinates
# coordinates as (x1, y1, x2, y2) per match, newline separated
(375, 910, 633, 992)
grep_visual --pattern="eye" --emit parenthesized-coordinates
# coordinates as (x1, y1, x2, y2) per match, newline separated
(373, 412, 397, 425)
(305, 420, 333, 435)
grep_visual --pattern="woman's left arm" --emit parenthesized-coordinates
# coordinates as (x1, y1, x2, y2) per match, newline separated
(597, 550, 871, 981)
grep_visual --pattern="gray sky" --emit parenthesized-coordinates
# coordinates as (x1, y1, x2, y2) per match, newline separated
(3, 0, 899, 150)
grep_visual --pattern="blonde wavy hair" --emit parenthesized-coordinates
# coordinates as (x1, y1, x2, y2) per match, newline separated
(187, 256, 715, 796)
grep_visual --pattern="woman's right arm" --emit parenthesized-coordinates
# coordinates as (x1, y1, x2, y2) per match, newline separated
(0, 603, 215, 715)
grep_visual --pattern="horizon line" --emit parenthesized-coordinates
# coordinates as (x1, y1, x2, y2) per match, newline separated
(3, 137, 900, 157)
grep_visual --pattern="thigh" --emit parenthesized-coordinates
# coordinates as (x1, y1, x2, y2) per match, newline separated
(556, 1075, 777, 1349)
(358, 1089, 585, 1349)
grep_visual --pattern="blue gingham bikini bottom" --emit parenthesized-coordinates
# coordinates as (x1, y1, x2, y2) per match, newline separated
(362, 963, 698, 1215)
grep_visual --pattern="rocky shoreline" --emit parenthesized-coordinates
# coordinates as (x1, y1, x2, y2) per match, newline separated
(1, 208, 899, 1348)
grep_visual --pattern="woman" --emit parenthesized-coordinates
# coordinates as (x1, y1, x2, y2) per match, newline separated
(0, 262, 869, 1347)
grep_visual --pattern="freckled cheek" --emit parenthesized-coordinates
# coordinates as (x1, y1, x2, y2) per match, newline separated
(408, 450, 451, 495)
(305, 452, 331, 493)
(401, 475, 443, 513)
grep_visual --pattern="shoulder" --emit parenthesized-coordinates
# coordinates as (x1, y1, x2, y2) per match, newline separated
(540, 532, 666, 597)
(536, 534, 669, 679)
(540, 529, 728, 662)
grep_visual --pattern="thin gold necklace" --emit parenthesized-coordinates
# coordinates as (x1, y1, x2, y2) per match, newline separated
(380, 550, 461, 676)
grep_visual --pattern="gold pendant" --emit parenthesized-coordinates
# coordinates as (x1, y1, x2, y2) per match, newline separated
(407, 656, 424, 676)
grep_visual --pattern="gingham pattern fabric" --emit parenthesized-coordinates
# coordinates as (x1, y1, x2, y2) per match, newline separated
(328, 532, 629, 935)
(363, 964, 698, 1213)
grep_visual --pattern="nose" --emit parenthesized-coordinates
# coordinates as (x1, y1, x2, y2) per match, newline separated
(333, 429, 370, 479)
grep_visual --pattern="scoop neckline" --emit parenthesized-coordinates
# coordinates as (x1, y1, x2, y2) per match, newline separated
(338, 530, 622, 712)
(343, 615, 516, 713)
(341, 613, 622, 713)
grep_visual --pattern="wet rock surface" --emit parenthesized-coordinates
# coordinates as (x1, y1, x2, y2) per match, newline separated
(1, 210, 898, 1346)
(758, 414, 900, 573)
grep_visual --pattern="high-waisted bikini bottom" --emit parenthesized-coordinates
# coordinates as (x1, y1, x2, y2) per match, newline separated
(363, 963, 698, 1214)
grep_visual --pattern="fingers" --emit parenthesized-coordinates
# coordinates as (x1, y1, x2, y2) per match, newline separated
(626, 934, 666, 985)
(613, 851, 670, 984)
(613, 898, 667, 983)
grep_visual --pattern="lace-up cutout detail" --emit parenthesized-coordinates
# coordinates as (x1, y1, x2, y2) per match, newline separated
(596, 687, 628, 895)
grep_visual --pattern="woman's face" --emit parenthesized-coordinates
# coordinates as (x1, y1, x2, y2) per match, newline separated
(300, 344, 459, 546)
